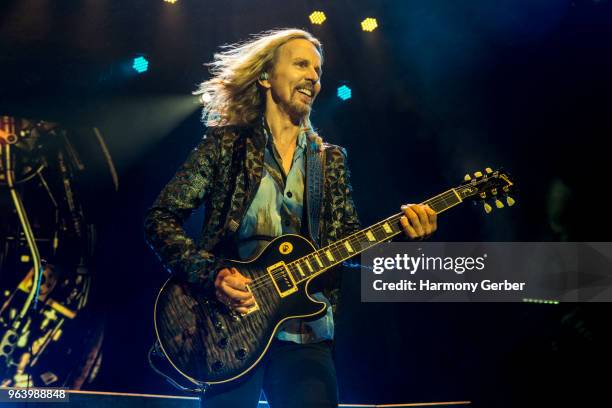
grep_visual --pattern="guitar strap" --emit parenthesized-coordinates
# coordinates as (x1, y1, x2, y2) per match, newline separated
(306, 139, 326, 249)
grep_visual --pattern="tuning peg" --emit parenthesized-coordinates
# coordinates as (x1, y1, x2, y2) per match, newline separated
(474, 171, 483, 178)
(495, 199, 504, 209)
(506, 196, 515, 206)
(464, 174, 472, 182)
(483, 202, 492, 214)
(485, 167, 493, 174)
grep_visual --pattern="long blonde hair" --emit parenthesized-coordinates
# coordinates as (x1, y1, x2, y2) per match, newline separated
(194, 29, 323, 127)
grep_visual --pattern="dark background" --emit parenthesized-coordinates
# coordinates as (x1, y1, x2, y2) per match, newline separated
(1, 0, 611, 406)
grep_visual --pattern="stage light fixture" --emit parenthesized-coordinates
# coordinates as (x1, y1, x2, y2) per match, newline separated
(309, 11, 326, 25)
(337, 85, 352, 101)
(132, 56, 149, 74)
(361, 17, 378, 32)
(164, 0, 178, 4)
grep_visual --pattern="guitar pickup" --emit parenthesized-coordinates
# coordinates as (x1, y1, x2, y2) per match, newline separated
(267, 261, 298, 298)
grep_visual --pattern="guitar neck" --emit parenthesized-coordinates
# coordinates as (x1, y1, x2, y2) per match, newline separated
(288, 186, 469, 284)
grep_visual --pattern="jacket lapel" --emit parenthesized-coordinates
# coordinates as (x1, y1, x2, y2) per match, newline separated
(223, 125, 265, 236)
(245, 124, 266, 202)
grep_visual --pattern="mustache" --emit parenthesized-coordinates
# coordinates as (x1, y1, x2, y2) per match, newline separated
(295, 83, 314, 91)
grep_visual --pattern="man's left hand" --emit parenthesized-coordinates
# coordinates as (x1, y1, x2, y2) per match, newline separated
(399, 204, 437, 240)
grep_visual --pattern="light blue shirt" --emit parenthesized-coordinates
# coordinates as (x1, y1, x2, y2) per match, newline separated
(236, 121, 334, 344)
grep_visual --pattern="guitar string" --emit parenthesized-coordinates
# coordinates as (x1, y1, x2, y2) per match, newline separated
(243, 188, 465, 291)
(244, 225, 386, 292)
(245, 212, 405, 291)
(244, 187, 465, 289)
(246, 180, 509, 293)
(245, 211, 420, 292)
(242, 181, 501, 291)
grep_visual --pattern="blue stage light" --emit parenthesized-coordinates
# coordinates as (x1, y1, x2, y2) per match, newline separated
(337, 85, 352, 101)
(132, 56, 149, 74)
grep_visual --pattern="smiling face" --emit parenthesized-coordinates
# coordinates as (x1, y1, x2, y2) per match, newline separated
(262, 38, 322, 122)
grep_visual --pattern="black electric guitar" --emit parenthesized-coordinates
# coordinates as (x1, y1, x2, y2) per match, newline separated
(153, 168, 515, 386)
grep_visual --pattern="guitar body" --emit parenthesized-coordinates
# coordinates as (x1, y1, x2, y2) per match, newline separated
(154, 234, 326, 385)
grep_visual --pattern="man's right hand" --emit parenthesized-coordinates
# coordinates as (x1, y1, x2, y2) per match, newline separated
(214, 267, 255, 314)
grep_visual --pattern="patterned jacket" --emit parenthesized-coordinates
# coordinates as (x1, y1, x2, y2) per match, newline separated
(144, 123, 361, 319)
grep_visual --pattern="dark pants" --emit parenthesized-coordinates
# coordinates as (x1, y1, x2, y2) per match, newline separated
(200, 339, 338, 408)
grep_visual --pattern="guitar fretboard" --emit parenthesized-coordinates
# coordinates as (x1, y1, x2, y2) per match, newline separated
(286, 186, 472, 283)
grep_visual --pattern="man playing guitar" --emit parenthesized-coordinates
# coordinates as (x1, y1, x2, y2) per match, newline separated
(144, 28, 437, 407)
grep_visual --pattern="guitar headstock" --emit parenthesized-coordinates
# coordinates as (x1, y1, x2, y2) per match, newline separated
(458, 167, 516, 213)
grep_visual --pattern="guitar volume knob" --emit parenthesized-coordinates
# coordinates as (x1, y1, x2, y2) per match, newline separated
(218, 337, 229, 349)
(235, 348, 248, 360)
(212, 361, 224, 372)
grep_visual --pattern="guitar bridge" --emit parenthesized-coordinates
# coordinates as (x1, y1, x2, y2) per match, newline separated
(267, 261, 298, 298)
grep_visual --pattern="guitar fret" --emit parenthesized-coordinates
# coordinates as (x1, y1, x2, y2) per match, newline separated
(389, 218, 402, 234)
(287, 264, 297, 281)
(350, 237, 362, 252)
(348, 235, 366, 252)
(426, 191, 460, 212)
(331, 245, 346, 262)
(295, 262, 305, 277)
(344, 241, 354, 253)
(314, 254, 323, 268)
(350, 233, 371, 253)
(304, 256, 317, 277)
(372, 225, 388, 241)
(427, 201, 443, 213)
(289, 180, 511, 285)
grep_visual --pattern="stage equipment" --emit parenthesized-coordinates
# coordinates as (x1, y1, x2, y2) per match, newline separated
(132, 57, 149, 74)
(309, 11, 327, 25)
(0, 116, 113, 388)
(361, 18, 378, 32)
(337, 85, 352, 101)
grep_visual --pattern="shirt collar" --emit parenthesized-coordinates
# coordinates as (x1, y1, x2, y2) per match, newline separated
(296, 128, 307, 150)
(262, 116, 308, 151)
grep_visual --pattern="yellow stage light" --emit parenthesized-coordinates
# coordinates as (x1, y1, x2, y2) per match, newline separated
(309, 11, 326, 25)
(361, 17, 378, 32)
